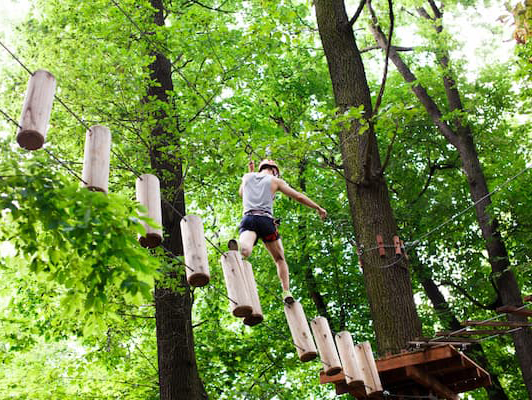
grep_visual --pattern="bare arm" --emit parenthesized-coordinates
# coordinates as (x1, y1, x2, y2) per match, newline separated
(274, 178, 327, 219)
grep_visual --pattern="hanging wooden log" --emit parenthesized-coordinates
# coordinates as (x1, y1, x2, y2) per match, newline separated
(311, 317, 342, 376)
(180, 215, 210, 287)
(335, 331, 365, 387)
(284, 301, 317, 362)
(354, 341, 383, 396)
(17, 70, 56, 150)
(241, 260, 263, 326)
(135, 174, 163, 248)
(81, 125, 111, 193)
(220, 251, 253, 317)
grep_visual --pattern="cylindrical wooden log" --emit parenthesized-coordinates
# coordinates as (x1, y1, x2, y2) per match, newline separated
(180, 215, 210, 287)
(82, 125, 111, 193)
(336, 331, 365, 387)
(354, 341, 383, 395)
(220, 251, 253, 317)
(17, 70, 56, 150)
(311, 317, 342, 375)
(135, 174, 163, 248)
(241, 260, 263, 326)
(284, 301, 317, 362)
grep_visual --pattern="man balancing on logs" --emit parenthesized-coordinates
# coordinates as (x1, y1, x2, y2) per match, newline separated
(229, 159, 327, 304)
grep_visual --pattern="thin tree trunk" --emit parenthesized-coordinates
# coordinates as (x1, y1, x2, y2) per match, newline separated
(370, 17, 532, 395)
(297, 159, 331, 322)
(147, 1, 206, 398)
(314, 0, 422, 355)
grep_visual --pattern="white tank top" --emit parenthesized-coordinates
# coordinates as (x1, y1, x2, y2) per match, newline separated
(242, 173, 275, 217)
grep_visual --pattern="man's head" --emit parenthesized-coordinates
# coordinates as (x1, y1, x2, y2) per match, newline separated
(258, 159, 280, 177)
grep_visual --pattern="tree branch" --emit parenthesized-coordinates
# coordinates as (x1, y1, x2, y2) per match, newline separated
(187, 0, 235, 13)
(368, 23, 460, 147)
(427, 0, 442, 19)
(360, 45, 413, 54)
(410, 161, 456, 203)
(416, 6, 433, 21)
(349, 0, 367, 27)
(377, 120, 398, 176)
(371, 0, 395, 116)
(440, 280, 496, 310)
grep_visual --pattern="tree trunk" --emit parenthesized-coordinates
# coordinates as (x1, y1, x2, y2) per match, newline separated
(314, 0, 422, 355)
(412, 258, 509, 400)
(370, 16, 532, 395)
(297, 159, 332, 322)
(147, 0, 206, 398)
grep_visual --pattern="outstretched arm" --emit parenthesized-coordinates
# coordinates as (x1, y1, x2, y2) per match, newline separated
(275, 178, 327, 219)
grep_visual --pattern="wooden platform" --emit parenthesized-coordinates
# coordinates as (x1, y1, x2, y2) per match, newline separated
(320, 345, 491, 399)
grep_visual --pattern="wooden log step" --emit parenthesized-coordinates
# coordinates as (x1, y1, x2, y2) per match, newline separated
(311, 317, 342, 376)
(461, 320, 532, 327)
(136, 174, 163, 248)
(17, 70, 56, 150)
(524, 295, 532, 302)
(496, 305, 532, 317)
(220, 251, 253, 318)
(436, 329, 513, 336)
(180, 215, 210, 287)
(284, 301, 317, 362)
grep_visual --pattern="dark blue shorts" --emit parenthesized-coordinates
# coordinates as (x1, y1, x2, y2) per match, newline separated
(239, 215, 280, 244)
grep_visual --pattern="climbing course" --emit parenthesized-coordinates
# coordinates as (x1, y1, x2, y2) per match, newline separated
(1, 39, 532, 400)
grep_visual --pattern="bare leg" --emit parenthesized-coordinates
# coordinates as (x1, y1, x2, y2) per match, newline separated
(239, 230, 257, 258)
(263, 239, 289, 291)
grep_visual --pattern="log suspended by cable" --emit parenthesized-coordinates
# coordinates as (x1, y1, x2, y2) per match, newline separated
(311, 317, 342, 376)
(136, 174, 163, 248)
(17, 69, 56, 150)
(220, 250, 253, 317)
(180, 215, 210, 287)
(335, 331, 365, 387)
(354, 341, 383, 396)
(284, 301, 317, 362)
(82, 125, 111, 193)
(241, 260, 263, 326)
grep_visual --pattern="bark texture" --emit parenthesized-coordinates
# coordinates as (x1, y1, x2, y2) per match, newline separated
(148, 0, 207, 398)
(370, 11, 532, 395)
(315, 0, 422, 355)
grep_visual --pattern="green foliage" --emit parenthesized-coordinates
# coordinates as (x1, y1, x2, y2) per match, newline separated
(0, 143, 160, 319)
(0, 0, 530, 398)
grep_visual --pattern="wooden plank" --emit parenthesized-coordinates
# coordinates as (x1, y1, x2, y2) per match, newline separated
(449, 376, 492, 393)
(496, 305, 532, 317)
(461, 320, 532, 327)
(424, 356, 466, 375)
(405, 366, 458, 400)
(455, 350, 491, 381)
(436, 330, 512, 336)
(438, 367, 481, 384)
(376, 346, 454, 372)
(524, 295, 532, 303)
